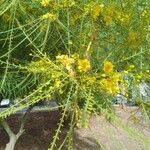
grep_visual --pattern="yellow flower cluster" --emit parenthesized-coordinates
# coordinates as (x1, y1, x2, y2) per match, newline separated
(41, 12, 57, 22)
(100, 78, 119, 95)
(103, 5, 115, 26)
(40, 0, 75, 10)
(100, 73, 121, 95)
(104, 15, 113, 26)
(102, 5, 131, 26)
(117, 13, 130, 24)
(54, 78, 61, 88)
(56, 54, 75, 77)
(27, 60, 50, 74)
(141, 9, 148, 17)
(100, 61, 122, 95)
(60, 0, 75, 8)
(41, 0, 50, 7)
(90, 4, 104, 19)
(80, 76, 96, 85)
(106, 5, 116, 16)
(103, 61, 114, 74)
(84, 3, 104, 20)
(78, 59, 91, 72)
(56, 55, 75, 70)
(56, 54, 91, 73)
(71, 13, 81, 25)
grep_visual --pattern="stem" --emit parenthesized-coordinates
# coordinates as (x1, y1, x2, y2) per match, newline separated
(140, 47, 143, 73)
(67, 0, 71, 55)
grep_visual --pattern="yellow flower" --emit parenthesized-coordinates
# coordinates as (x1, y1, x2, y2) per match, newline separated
(112, 73, 121, 82)
(55, 79, 61, 88)
(56, 55, 75, 66)
(119, 14, 130, 24)
(41, 13, 57, 22)
(71, 13, 81, 24)
(124, 70, 128, 74)
(141, 9, 147, 17)
(78, 59, 91, 72)
(104, 15, 113, 26)
(60, 0, 75, 8)
(41, 0, 50, 7)
(101, 73, 106, 77)
(90, 4, 104, 19)
(106, 5, 115, 17)
(103, 61, 114, 74)
(28, 60, 50, 74)
(100, 78, 118, 95)
(129, 65, 135, 69)
(56, 55, 75, 74)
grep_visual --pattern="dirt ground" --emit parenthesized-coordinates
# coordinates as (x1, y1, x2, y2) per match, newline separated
(74, 106, 150, 150)
(0, 106, 150, 150)
(0, 110, 68, 150)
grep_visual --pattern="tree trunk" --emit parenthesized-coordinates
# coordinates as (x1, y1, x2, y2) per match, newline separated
(1, 106, 34, 150)
(5, 136, 17, 150)
(1, 120, 23, 150)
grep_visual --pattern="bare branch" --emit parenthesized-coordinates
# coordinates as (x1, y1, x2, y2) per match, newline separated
(1, 120, 15, 137)
(17, 105, 34, 138)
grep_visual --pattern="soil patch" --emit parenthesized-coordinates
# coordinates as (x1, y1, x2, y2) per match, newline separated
(0, 106, 150, 150)
(0, 110, 68, 150)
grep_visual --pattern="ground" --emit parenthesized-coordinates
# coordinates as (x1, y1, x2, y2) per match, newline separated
(0, 106, 150, 150)
(0, 111, 68, 150)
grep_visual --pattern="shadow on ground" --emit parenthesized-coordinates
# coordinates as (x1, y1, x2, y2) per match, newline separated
(74, 131, 101, 150)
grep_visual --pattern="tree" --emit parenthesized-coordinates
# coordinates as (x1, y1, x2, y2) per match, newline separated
(0, 0, 150, 149)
